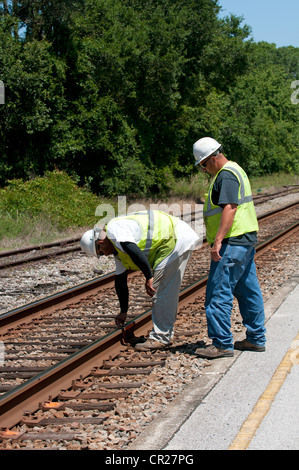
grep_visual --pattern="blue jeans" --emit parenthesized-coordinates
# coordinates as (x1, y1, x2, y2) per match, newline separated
(205, 244, 266, 350)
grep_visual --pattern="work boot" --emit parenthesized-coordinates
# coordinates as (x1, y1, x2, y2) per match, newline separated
(234, 339, 265, 352)
(195, 344, 234, 359)
(134, 338, 169, 351)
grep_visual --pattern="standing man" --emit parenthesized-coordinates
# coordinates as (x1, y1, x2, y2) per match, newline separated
(80, 210, 199, 351)
(193, 137, 266, 359)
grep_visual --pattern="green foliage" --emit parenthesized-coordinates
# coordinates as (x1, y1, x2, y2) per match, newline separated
(0, 0, 298, 197)
(0, 15, 67, 183)
(0, 170, 102, 229)
(217, 43, 299, 176)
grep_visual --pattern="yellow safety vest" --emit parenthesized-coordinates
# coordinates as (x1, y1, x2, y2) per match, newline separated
(203, 161, 259, 245)
(106, 210, 178, 271)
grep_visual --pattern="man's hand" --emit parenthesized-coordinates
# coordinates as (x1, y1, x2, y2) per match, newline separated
(211, 239, 222, 262)
(115, 311, 127, 327)
(145, 277, 156, 297)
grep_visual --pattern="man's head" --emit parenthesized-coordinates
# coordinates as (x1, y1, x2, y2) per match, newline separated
(80, 228, 116, 258)
(193, 137, 226, 175)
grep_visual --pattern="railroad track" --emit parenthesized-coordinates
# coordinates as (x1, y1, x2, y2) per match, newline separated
(0, 202, 298, 449)
(0, 237, 81, 270)
(0, 185, 298, 271)
(252, 184, 298, 204)
(0, 202, 298, 333)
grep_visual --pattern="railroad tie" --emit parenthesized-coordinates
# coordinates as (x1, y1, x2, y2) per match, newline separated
(41, 401, 115, 412)
(72, 378, 143, 390)
(21, 415, 108, 427)
(92, 367, 154, 376)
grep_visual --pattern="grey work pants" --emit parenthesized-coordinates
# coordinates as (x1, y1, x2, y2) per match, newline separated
(149, 250, 191, 344)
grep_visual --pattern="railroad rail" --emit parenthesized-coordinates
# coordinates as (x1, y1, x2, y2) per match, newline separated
(0, 202, 298, 447)
(0, 238, 80, 270)
(0, 185, 298, 270)
(0, 201, 298, 333)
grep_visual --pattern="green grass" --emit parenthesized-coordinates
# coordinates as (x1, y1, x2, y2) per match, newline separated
(0, 171, 104, 250)
(168, 172, 209, 201)
(0, 170, 298, 251)
(168, 172, 299, 199)
(249, 173, 299, 193)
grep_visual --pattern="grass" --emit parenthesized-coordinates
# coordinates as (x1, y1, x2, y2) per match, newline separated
(0, 170, 298, 251)
(168, 172, 209, 201)
(249, 173, 299, 193)
(169, 171, 299, 198)
(0, 213, 87, 251)
(0, 171, 104, 251)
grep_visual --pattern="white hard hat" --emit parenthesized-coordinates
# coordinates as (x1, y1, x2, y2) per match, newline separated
(193, 137, 221, 165)
(80, 228, 106, 257)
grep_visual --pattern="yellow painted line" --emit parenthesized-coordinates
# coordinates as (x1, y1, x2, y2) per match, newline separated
(228, 332, 299, 450)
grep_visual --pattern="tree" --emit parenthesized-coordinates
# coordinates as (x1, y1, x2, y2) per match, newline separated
(0, 14, 66, 184)
(52, 0, 252, 193)
(218, 42, 299, 175)
(0, 0, 298, 194)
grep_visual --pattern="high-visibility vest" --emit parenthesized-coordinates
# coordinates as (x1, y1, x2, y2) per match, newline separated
(106, 210, 178, 271)
(203, 161, 259, 245)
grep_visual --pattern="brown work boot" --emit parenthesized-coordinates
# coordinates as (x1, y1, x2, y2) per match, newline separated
(234, 339, 265, 352)
(134, 338, 170, 351)
(195, 344, 234, 359)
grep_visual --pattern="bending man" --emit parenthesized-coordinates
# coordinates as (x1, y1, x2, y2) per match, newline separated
(80, 210, 199, 351)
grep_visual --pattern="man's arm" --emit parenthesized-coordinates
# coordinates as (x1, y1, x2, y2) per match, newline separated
(115, 271, 129, 326)
(120, 241, 156, 296)
(211, 170, 239, 262)
(211, 203, 237, 261)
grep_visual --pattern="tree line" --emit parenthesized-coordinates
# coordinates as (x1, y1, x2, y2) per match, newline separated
(0, 0, 298, 196)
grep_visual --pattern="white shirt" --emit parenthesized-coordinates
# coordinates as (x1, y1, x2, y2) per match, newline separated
(106, 217, 199, 275)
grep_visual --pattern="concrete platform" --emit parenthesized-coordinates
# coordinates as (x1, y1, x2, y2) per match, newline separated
(129, 272, 299, 451)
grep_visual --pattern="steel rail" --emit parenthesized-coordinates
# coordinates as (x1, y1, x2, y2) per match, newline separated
(0, 245, 81, 270)
(255, 221, 299, 256)
(0, 221, 298, 428)
(1, 201, 298, 334)
(0, 199, 298, 270)
(0, 237, 81, 258)
(256, 200, 298, 221)
(0, 272, 116, 333)
(0, 277, 207, 428)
